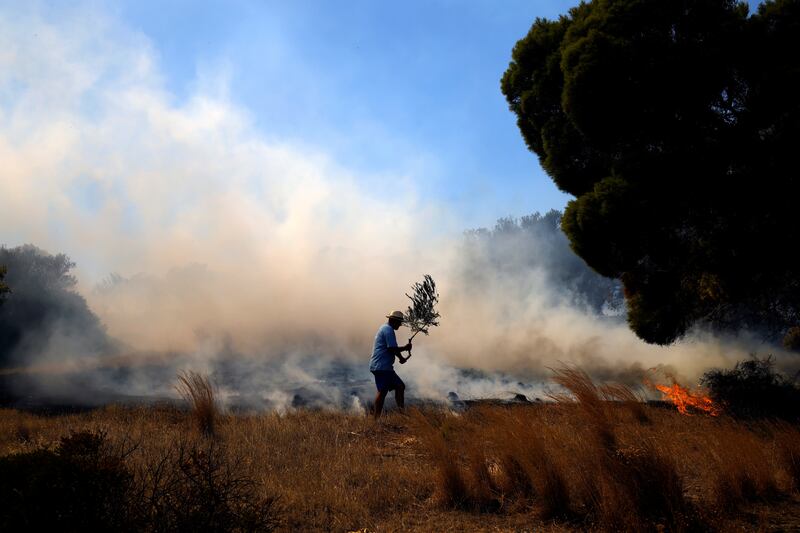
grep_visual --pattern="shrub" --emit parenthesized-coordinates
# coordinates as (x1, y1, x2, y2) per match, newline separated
(137, 438, 281, 532)
(0, 429, 281, 532)
(700, 355, 800, 420)
(0, 430, 136, 532)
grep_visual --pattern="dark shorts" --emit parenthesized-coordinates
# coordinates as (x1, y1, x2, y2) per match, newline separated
(371, 370, 405, 392)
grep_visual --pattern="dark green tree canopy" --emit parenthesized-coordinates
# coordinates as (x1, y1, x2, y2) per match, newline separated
(0, 245, 114, 367)
(502, 0, 800, 345)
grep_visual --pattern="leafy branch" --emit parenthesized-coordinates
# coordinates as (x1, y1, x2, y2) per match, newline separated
(404, 274, 440, 342)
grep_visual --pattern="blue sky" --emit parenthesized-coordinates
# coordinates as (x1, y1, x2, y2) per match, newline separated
(110, 0, 585, 229)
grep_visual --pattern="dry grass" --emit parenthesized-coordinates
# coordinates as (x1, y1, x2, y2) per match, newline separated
(0, 406, 432, 532)
(1, 370, 800, 531)
(774, 423, 800, 492)
(175, 371, 218, 437)
(600, 382, 651, 424)
(708, 422, 780, 512)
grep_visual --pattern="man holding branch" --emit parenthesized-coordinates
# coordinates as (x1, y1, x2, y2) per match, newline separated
(369, 275, 440, 419)
(369, 311, 412, 419)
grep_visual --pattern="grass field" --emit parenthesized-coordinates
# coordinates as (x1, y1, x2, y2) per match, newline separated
(2, 374, 800, 532)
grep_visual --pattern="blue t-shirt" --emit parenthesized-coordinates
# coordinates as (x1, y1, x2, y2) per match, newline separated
(369, 323, 398, 371)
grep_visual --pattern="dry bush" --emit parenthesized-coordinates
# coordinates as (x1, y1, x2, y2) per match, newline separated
(561, 422, 694, 532)
(408, 366, 697, 530)
(0, 430, 135, 532)
(132, 437, 281, 532)
(0, 426, 281, 533)
(176, 371, 218, 437)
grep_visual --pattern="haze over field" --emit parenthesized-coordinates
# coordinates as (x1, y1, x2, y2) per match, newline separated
(0, 2, 789, 409)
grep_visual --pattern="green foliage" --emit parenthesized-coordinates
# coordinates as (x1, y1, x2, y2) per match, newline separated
(502, 0, 800, 344)
(405, 274, 441, 339)
(0, 244, 114, 367)
(700, 355, 800, 420)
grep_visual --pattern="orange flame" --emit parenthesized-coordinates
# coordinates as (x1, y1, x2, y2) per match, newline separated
(653, 382, 720, 416)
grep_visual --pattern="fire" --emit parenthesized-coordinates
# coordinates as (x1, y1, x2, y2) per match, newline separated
(654, 382, 720, 416)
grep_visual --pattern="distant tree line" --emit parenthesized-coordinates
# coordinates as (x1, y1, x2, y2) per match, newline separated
(461, 209, 624, 316)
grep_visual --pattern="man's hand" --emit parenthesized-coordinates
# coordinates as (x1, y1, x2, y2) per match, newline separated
(398, 342, 412, 364)
(392, 343, 413, 364)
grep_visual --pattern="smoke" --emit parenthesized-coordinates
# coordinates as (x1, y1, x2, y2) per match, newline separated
(0, 4, 793, 409)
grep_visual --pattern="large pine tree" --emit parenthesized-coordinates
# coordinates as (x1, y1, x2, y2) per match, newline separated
(502, 0, 800, 345)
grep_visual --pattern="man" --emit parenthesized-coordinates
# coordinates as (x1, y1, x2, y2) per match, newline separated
(369, 310, 412, 419)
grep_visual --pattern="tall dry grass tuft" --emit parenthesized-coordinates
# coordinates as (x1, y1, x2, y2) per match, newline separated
(550, 366, 696, 531)
(550, 365, 615, 450)
(175, 371, 218, 437)
(410, 409, 469, 508)
(612, 441, 689, 531)
(566, 425, 693, 532)
(601, 383, 650, 424)
(463, 446, 501, 511)
(709, 423, 780, 511)
(774, 422, 800, 492)
(495, 453, 533, 502)
(489, 407, 571, 519)
(413, 406, 568, 515)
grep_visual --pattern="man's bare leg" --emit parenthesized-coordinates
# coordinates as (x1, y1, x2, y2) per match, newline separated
(374, 389, 388, 419)
(395, 383, 405, 411)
